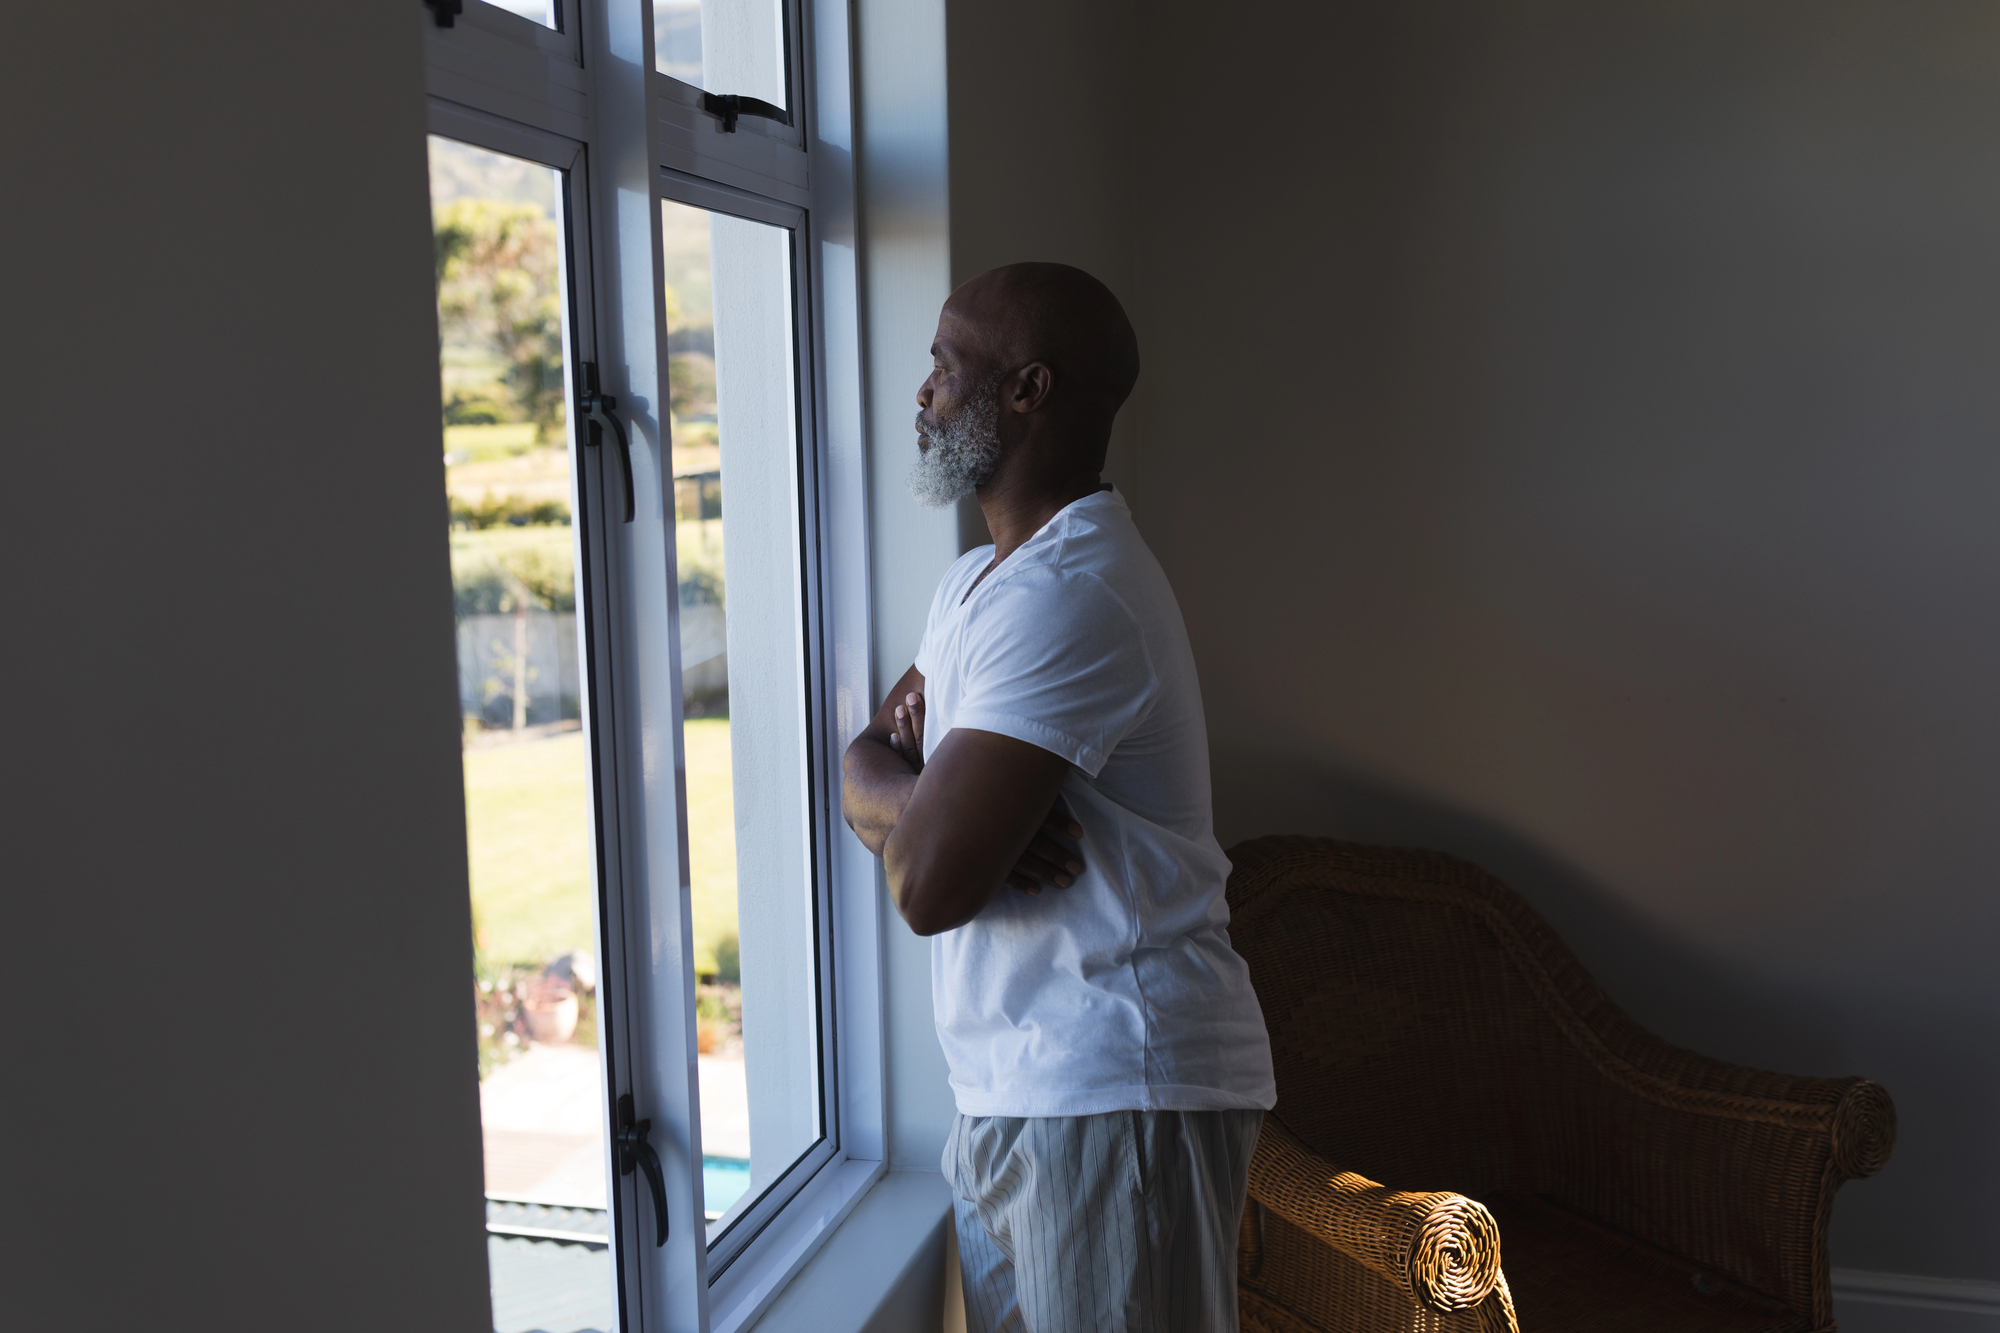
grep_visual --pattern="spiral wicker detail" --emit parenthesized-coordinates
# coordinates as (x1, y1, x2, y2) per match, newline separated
(1405, 1195, 1503, 1310)
(1248, 1116, 1505, 1315)
(1830, 1079, 1897, 1179)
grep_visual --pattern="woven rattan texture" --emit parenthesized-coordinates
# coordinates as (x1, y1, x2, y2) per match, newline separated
(1226, 836, 1894, 1332)
(1249, 1116, 1502, 1310)
(1242, 1205, 1493, 1333)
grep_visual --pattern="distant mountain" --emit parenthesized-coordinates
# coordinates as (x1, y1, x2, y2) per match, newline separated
(429, 136, 559, 219)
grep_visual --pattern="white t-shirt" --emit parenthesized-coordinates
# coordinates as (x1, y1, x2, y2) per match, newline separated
(912, 488, 1276, 1118)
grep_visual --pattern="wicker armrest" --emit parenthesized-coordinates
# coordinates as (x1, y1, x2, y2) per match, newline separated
(1248, 1115, 1505, 1317)
(1594, 1039, 1899, 1185)
(1226, 837, 1900, 1322)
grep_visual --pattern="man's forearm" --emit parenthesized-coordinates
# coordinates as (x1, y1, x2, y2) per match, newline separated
(880, 727, 1076, 936)
(841, 737, 920, 856)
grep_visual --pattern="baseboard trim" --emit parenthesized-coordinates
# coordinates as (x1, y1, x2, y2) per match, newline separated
(1834, 1269, 2000, 1316)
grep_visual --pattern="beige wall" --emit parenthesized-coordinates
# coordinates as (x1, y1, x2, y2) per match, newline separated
(947, 0, 2000, 1284)
(944, 0, 1140, 504)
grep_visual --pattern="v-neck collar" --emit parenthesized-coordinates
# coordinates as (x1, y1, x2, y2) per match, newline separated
(957, 487, 1123, 608)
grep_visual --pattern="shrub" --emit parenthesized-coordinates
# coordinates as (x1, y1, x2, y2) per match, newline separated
(679, 564, 725, 608)
(455, 562, 514, 617)
(444, 393, 510, 426)
(712, 931, 740, 984)
(452, 527, 576, 616)
(451, 493, 571, 529)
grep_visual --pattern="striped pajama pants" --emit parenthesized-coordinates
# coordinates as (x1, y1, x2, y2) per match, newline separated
(944, 1108, 1264, 1333)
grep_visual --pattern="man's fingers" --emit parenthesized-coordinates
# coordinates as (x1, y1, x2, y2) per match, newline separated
(1006, 873, 1041, 896)
(1026, 835, 1083, 876)
(1014, 853, 1073, 888)
(1016, 802, 1085, 889)
(1042, 800, 1083, 841)
(893, 702, 922, 769)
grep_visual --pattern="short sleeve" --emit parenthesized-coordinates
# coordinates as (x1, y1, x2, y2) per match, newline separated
(951, 568, 1155, 776)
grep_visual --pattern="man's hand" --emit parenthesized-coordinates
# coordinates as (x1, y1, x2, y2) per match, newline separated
(882, 724, 1081, 935)
(1005, 798, 1084, 896)
(889, 690, 925, 772)
(842, 666, 929, 857)
(843, 668, 1089, 932)
(880, 685, 1083, 897)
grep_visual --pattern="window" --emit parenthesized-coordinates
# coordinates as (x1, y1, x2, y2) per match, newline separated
(431, 135, 617, 1333)
(660, 188, 834, 1267)
(653, 0, 789, 110)
(487, 0, 560, 28)
(421, 2, 877, 1329)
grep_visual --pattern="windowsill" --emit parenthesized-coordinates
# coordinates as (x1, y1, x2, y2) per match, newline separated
(708, 1157, 884, 1332)
(742, 1170, 955, 1333)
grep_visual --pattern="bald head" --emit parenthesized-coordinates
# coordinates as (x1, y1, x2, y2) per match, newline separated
(946, 263, 1141, 424)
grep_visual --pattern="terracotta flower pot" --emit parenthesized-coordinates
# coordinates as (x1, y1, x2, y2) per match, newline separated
(523, 990, 579, 1044)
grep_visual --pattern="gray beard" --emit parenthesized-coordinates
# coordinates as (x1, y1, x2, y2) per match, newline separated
(908, 378, 1002, 508)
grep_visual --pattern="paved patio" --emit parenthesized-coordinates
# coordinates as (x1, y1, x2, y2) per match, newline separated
(479, 1044, 753, 1331)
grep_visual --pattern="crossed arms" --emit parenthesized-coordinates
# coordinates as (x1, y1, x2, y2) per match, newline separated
(842, 664, 1086, 936)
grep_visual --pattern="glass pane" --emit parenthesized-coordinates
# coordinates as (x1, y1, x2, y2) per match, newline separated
(661, 199, 821, 1240)
(486, 0, 557, 28)
(431, 136, 614, 1333)
(654, 0, 788, 111)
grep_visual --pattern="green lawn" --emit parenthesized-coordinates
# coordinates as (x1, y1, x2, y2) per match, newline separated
(464, 720, 739, 973)
(444, 420, 541, 462)
(682, 717, 739, 977)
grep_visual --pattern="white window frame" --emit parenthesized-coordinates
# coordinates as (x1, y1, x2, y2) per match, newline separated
(421, 0, 882, 1328)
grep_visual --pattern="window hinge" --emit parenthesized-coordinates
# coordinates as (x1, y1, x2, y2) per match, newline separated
(424, 0, 464, 27)
(702, 93, 793, 134)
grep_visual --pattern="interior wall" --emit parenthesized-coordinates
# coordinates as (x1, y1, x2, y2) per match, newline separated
(944, 0, 1141, 503)
(855, 0, 965, 1173)
(6, 3, 489, 1330)
(1127, 0, 2000, 1284)
(943, 0, 2000, 1287)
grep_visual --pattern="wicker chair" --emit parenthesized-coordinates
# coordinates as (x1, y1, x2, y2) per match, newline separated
(1226, 836, 1896, 1333)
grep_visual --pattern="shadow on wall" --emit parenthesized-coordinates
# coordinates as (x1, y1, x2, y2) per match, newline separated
(1214, 744, 1845, 1068)
(1210, 743, 2000, 1277)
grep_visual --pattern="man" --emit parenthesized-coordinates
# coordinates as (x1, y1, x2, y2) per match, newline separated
(842, 263, 1275, 1332)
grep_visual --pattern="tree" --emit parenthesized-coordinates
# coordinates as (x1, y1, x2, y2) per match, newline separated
(435, 200, 566, 442)
(668, 352, 717, 423)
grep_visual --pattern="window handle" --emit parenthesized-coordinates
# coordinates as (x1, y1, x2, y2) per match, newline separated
(615, 1093, 670, 1247)
(578, 362, 635, 523)
(702, 93, 793, 134)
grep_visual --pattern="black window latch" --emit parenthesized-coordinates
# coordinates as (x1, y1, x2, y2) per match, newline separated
(578, 362, 635, 524)
(424, 0, 464, 27)
(616, 1093, 669, 1247)
(702, 93, 793, 134)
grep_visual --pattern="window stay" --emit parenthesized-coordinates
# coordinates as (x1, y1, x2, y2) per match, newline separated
(701, 93, 793, 134)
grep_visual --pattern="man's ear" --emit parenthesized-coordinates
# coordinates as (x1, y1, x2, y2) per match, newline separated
(1010, 362, 1055, 414)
